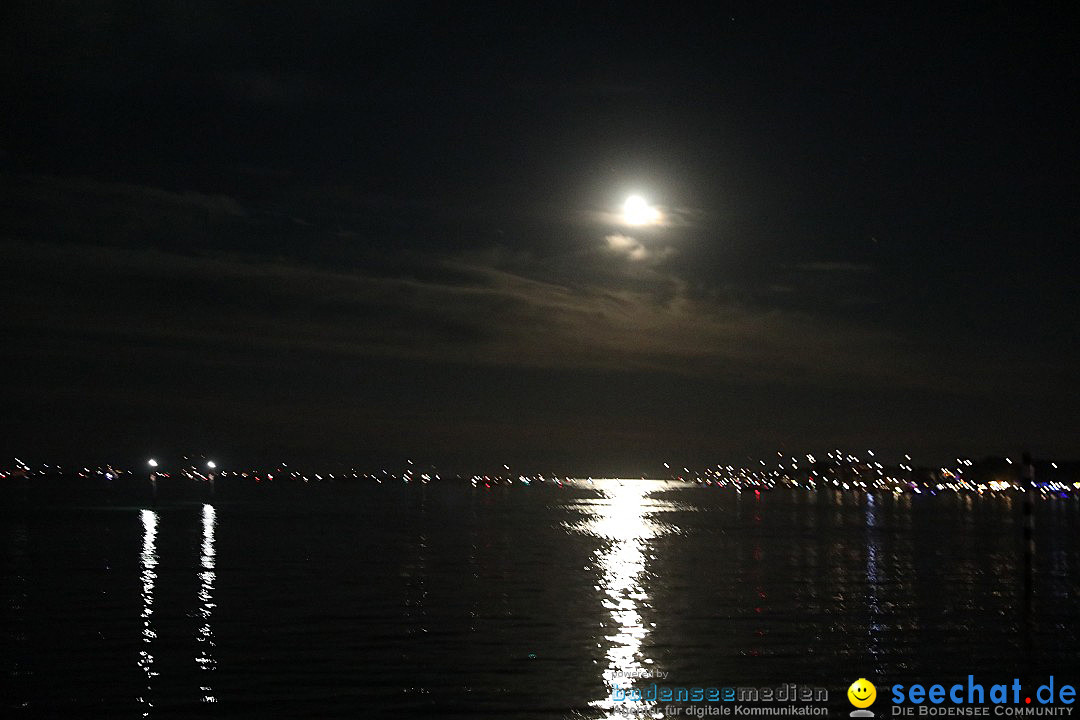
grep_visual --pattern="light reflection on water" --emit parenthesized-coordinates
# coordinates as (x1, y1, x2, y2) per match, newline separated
(138, 509, 158, 717)
(3, 483, 1079, 718)
(865, 493, 883, 674)
(564, 479, 683, 719)
(196, 504, 217, 703)
(5, 520, 30, 691)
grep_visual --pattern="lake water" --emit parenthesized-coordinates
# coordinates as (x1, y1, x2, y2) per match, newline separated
(4, 479, 1079, 717)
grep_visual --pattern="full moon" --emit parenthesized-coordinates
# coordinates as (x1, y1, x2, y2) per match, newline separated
(622, 195, 662, 226)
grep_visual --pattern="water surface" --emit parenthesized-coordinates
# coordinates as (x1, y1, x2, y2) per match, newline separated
(3, 480, 1078, 717)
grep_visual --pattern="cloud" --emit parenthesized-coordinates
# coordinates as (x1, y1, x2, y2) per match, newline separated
(19, 175, 248, 217)
(1, 237, 957, 393)
(605, 233, 648, 261)
(0, 175, 1006, 397)
(604, 234, 675, 263)
(588, 205, 698, 230)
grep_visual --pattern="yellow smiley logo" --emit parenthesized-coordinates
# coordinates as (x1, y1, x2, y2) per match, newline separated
(848, 678, 877, 708)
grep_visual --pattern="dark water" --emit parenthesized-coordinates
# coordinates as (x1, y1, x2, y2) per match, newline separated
(3, 480, 1079, 718)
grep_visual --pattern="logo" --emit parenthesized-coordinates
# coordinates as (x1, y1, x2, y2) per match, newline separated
(849, 678, 877, 718)
(890, 676, 1077, 715)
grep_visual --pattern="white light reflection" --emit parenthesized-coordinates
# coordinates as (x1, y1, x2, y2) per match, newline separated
(865, 494, 884, 674)
(196, 504, 217, 702)
(138, 510, 158, 717)
(7, 522, 30, 682)
(566, 479, 677, 719)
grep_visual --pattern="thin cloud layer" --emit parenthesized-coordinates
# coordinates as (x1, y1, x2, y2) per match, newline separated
(2, 237, 956, 392)
(605, 234, 650, 261)
(0, 174, 1031, 400)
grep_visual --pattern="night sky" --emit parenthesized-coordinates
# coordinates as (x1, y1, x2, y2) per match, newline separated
(2, 2, 1077, 473)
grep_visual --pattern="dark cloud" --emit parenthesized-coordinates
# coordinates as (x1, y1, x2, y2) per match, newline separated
(0, 221, 1032, 400)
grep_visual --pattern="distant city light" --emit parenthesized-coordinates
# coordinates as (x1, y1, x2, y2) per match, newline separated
(0, 450, 1075, 498)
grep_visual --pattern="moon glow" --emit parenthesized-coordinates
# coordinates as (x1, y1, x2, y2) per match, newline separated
(622, 195, 662, 226)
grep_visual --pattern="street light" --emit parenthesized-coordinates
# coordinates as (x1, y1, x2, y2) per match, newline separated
(148, 459, 158, 468)
(206, 460, 216, 470)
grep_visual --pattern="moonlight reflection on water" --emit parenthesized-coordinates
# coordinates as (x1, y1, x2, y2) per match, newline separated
(138, 509, 158, 717)
(564, 479, 684, 718)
